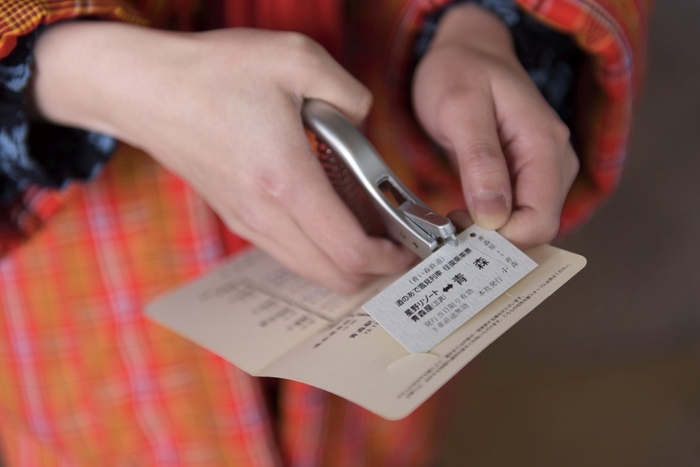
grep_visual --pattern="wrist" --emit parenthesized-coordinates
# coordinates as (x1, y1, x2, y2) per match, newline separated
(428, 3, 516, 61)
(31, 22, 196, 146)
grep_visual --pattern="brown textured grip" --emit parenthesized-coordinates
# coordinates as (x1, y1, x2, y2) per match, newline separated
(306, 128, 386, 237)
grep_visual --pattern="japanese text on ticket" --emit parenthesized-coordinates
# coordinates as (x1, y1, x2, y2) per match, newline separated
(363, 225, 537, 353)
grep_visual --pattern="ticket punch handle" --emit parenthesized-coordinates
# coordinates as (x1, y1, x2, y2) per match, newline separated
(302, 99, 457, 259)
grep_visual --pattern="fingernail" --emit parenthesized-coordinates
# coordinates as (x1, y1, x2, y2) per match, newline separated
(471, 191, 508, 229)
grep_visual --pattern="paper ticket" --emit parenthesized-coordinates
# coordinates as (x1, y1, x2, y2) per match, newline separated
(363, 225, 537, 353)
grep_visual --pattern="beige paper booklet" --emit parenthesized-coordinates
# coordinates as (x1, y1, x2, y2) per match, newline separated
(146, 244, 585, 420)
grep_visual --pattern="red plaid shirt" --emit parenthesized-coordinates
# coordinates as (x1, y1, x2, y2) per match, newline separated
(0, 0, 652, 465)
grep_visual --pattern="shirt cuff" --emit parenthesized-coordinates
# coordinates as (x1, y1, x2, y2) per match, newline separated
(0, 25, 117, 205)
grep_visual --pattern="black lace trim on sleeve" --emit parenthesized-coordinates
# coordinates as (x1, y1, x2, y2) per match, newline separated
(0, 25, 116, 205)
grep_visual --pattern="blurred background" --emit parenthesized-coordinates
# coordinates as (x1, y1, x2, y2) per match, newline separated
(442, 1, 700, 466)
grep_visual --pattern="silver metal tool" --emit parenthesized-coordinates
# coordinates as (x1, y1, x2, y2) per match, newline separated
(302, 99, 457, 259)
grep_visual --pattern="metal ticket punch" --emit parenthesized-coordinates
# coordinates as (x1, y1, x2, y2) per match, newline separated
(302, 99, 458, 260)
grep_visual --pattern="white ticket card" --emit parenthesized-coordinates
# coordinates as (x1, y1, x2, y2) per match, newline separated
(363, 225, 537, 353)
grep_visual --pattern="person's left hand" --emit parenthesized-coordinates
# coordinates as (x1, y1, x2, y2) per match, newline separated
(412, 3, 579, 249)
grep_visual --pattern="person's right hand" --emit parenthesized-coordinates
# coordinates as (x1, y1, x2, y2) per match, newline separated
(32, 22, 415, 293)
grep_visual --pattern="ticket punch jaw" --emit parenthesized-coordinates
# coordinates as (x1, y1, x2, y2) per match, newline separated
(302, 99, 457, 259)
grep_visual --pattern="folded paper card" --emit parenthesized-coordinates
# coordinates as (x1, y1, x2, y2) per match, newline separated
(146, 238, 585, 420)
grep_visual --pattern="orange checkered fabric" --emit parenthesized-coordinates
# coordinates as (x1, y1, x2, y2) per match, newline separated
(0, 0, 651, 465)
(0, 0, 145, 57)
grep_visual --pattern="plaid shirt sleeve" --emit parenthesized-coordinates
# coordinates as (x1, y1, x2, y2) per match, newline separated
(0, 0, 146, 256)
(0, 26, 120, 205)
(516, 0, 654, 234)
(0, 0, 146, 59)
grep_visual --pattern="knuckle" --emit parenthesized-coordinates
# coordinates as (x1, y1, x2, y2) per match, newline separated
(460, 142, 505, 178)
(279, 32, 325, 67)
(219, 212, 246, 236)
(279, 31, 315, 50)
(462, 142, 502, 163)
(354, 86, 373, 117)
(568, 153, 581, 179)
(437, 87, 474, 125)
(538, 215, 561, 243)
(550, 119, 571, 144)
(334, 246, 371, 275)
(250, 170, 296, 205)
(342, 88, 373, 126)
